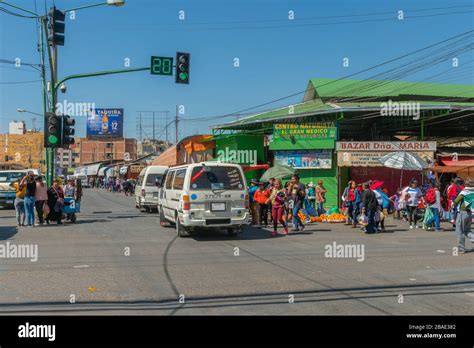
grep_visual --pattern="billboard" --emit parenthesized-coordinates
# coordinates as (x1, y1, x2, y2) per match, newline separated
(275, 150, 332, 169)
(270, 122, 337, 150)
(87, 108, 123, 138)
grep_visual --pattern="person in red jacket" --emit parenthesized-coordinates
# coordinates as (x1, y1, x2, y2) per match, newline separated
(254, 182, 271, 228)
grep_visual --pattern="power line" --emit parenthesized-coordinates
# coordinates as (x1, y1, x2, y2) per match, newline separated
(0, 6, 37, 19)
(148, 4, 474, 27)
(0, 79, 42, 84)
(142, 10, 472, 32)
(182, 30, 474, 123)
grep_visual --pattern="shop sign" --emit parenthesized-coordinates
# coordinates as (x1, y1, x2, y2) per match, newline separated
(337, 151, 435, 167)
(275, 150, 332, 169)
(130, 165, 145, 173)
(270, 123, 337, 150)
(336, 141, 436, 152)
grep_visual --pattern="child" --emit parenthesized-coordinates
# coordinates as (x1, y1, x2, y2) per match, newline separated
(307, 182, 316, 208)
(254, 182, 270, 228)
(390, 189, 401, 220)
(267, 178, 288, 237)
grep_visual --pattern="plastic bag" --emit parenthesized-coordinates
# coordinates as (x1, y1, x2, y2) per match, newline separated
(423, 206, 434, 227)
(358, 212, 368, 226)
(42, 201, 50, 219)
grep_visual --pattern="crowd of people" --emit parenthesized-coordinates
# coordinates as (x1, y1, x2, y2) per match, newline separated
(10, 172, 82, 227)
(248, 174, 326, 237)
(248, 174, 473, 252)
(90, 177, 136, 196)
(339, 176, 473, 252)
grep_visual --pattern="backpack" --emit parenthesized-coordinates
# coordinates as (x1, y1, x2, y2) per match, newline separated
(425, 188, 436, 205)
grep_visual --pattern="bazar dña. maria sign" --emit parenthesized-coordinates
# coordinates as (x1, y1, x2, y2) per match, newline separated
(335, 141, 437, 152)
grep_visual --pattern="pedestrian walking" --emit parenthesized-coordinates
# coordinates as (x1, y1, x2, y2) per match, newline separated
(64, 179, 77, 222)
(266, 177, 275, 223)
(268, 178, 288, 236)
(46, 179, 65, 225)
(403, 178, 424, 229)
(22, 171, 36, 227)
(343, 180, 360, 227)
(451, 179, 474, 253)
(315, 180, 326, 216)
(10, 177, 26, 227)
(248, 179, 259, 226)
(34, 176, 48, 226)
(361, 182, 378, 234)
(254, 182, 270, 228)
(424, 183, 441, 231)
(289, 174, 305, 232)
(306, 182, 316, 209)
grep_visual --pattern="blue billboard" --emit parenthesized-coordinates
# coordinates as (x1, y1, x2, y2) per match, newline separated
(87, 108, 123, 138)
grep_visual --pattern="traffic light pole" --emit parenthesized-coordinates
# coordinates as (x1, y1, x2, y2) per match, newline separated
(42, 17, 58, 186)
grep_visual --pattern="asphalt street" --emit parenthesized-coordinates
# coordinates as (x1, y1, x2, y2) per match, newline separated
(0, 188, 472, 315)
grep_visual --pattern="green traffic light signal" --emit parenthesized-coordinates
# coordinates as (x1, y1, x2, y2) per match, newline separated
(175, 52, 190, 84)
(48, 135, 59, 144)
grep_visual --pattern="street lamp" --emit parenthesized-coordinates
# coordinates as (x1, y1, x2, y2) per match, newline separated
(107, 0, 125, 6)
(17, 108, 42, 132)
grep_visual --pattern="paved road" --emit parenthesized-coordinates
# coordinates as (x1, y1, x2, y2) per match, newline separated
(0, 189, 472, 315)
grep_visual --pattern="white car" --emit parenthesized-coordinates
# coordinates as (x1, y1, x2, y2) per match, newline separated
(135, 165, 168, 212)
(158, 162, 249, 237)
(0, 169, 40, 208)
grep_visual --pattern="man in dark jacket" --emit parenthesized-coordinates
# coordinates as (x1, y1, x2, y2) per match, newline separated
(361, 182, 378, 234)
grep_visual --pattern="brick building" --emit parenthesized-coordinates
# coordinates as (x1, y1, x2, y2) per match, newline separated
(0, 132, 45, 172)
(77, 138, 137, 165)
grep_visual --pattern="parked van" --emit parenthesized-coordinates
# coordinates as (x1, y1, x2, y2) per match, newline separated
(74, 173, 89, 188)
(135, 165, 168, 212)
(158, 162, 249, 237)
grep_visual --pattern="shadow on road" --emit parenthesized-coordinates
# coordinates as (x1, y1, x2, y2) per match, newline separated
(0, 279, 472, 314)
(0, 226, 17, 240)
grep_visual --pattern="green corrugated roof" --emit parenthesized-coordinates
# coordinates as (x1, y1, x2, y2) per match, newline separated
(214, 100, 474, 130)
(308, 78, 474, 100)
(213, 79, 474, 130)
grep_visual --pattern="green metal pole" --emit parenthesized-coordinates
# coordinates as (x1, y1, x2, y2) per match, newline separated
(38, 16, 48, 177)
(42, 17, 57, 186)
(54, 67, 149, 89)
(420, 112, 424, 141)
(63, 2, 108, 13)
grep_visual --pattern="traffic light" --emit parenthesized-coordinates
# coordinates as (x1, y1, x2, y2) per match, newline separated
(44, 112, 61, 148)
(175, 52, 190, 84)
(48, 6, 65, 46)
(61, 116, 75, 148)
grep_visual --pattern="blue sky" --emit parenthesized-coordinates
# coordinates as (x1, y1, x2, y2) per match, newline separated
(0, 0, 473, 139)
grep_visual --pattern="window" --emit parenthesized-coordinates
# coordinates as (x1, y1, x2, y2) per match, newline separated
(172, 170, 186, 190)
(165, 171, 175, 189)
(137, 175, 144, 186)
(145, 174, 163, 187)
(0, 172, 24, 183)
(189, 166, 244, 191)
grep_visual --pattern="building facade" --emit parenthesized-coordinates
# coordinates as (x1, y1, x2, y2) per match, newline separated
(77, 138, 137, 165)
(0, 132, 45, 172)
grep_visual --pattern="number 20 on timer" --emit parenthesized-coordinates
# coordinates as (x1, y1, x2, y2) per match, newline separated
(150, 56, 173, 76)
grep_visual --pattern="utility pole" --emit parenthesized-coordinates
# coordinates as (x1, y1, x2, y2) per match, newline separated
(152, 111, 155, 140)
(175, 105, 179, 144)
(165, 111, 169, 144)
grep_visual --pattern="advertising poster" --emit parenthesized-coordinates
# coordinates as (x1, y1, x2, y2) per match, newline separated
(87, 108, 123, 138)
(270, 123, 337, 150)
(275, 150, 332, 169)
